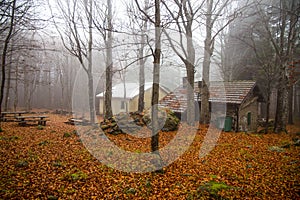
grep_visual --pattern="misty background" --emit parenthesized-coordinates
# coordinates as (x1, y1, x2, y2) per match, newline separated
(0, 0, 299, 122)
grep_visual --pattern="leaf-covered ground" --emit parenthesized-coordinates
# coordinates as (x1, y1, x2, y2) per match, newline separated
(0, 113, 299, 199)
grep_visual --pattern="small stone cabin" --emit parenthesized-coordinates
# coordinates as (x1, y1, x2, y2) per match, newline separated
(96, 82, 169, 115)
(159, 80, 264, 132)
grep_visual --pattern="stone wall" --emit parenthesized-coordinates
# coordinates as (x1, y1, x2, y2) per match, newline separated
(239, 97, 259, 132)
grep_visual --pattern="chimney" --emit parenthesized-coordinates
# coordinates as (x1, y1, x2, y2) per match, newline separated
(198, 81, 202, 88)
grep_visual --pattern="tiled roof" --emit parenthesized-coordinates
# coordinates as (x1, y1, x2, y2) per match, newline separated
(208, 81, 256, 104)
(159, 81, 256, 112)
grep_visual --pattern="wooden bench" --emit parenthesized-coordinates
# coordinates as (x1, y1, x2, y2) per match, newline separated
(65, 118, 89, 125)
(0, 111, 28, 122)
(16, 116, 49, 126)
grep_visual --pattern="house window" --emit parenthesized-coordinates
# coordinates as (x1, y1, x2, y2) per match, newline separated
(247, 112, 251, 126)
(121, 101, 126, 109)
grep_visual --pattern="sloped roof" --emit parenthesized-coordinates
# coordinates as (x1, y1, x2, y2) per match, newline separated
(96, 82, 168, 99)
(208, 81, 256, 104)
(159, 81, 257, 112)
(159, 87, 189, 113)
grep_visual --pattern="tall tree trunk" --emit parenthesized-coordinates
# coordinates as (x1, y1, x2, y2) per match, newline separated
(264, 89, 271, 134)
(4, 61, 11, 111)
(122, 74, 128, 113)
(151, 0, 162, 172)
(274, 69, 288, 133)
(200, 0, 213, 124)
(295, 84, 299, 119)
(4, 39, 14, 111)
(24, 68, 29, 111)
(0, 0, 16, 128)
(186, 62, 195, 125)
(138, 52, 145, 113)
(104, 0, 113, 119)
(87, 0, 95, 124)
(186, 11, 196, 125)
(138, 2, 148, 113)
(287, 85, 294, 124)
(13, 59, 19, 111)
(161, 0, 196, 125)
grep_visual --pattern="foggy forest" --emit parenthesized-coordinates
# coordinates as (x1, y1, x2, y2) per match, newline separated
(0, 0, 300, 199)
(1, 0, 299, 129)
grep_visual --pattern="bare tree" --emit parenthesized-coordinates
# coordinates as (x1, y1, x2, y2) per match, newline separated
(251, 0, 299, 132)
(92, 0, 114, 119)
(221, 0, 299, 132)
(105, 0, 113, 119)
(162, 0, 204, 125)
(200, 0, 237, 124)
(137, 0, 149, 113)
(151, 0, 162, 171)
(51, 0, 95, 123)
(134, 0, 163, 171)
(124, 0, 152, 113)
(274, 0, 299, 131)
(1, 0, 36, 125)
(1, 0, 17, 126)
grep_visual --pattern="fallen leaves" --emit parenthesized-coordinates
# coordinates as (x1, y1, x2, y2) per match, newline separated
(0, 114, 299, 199)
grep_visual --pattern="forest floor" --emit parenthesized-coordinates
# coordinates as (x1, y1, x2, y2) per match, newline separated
(0, 112, 299, 199)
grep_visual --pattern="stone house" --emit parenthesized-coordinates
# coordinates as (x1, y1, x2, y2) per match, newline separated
(159, 80, 264, 132)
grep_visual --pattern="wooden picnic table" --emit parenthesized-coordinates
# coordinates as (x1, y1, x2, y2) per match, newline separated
(0, 111, 28, 122)
(16, 115, 49, 126)
(65, 117, 90, 125)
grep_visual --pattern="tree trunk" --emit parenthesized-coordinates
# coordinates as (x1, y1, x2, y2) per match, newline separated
(138, 20, 147, 112)
(138, 56, 145, 113)
(88, 73, 95, 123)
(200, 0, 213, 124)
(295, 84, 300, 119)
(273, 0, 298, 132)
(0, 0, 16, 128)
(274, 70, 288, 133)
(287, 85, 294, 124)
(264, 91, 270, 134)
(122, 73, 128, 113)
(151, 0, 162, 172)
(104, 0, 113, 119)
(4, 62, 11, 111)
(186, 16, 196, 125)
(4, 40, 14, 111)
(87, 0, 95, 124)
(186, 62, 195, 125)
(13, 60, 19, 111)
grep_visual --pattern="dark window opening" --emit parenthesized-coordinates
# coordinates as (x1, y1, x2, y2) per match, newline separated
(247, 112, 251, 126)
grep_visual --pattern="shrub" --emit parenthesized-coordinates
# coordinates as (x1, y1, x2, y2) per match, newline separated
(63, 170, 88, 182)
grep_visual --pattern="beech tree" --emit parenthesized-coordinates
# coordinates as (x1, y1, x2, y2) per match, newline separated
(269, 0, 299, 132)
(92, 0, 114, 119)
(1, 0, 16, 116)
(104, 0, 113, 119)
(134, 0, 163, 171)
(200, 0, 237, 124)
(151, 0, 162, 171)
(52, 0, 96, 123)
(137, 0, 149, 113)
(0, 0, 36, 128)
(162, 0, 204, 125)
(221, 0, 299, 132)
